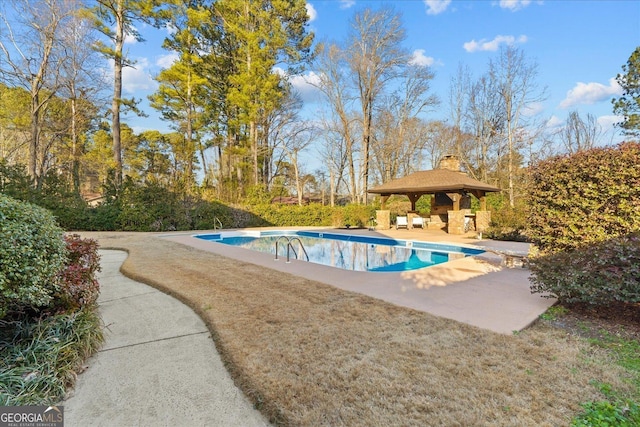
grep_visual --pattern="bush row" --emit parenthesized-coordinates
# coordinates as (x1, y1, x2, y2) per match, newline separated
(529, 232, 640, 305)
(1, 162, 380, 231)
(526, 141, 640, 253)
(527, 142, 640, 305)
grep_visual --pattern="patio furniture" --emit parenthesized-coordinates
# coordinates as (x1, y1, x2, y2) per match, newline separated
(412, 216, 425, 229)
(396, 216, 408, 229)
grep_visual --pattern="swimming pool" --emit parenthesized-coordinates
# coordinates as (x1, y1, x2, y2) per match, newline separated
(194, 230, 484, 272)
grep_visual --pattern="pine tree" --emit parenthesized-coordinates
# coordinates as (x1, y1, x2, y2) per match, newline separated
(213, 0, 314, 186)
(612, 46, 640, 138)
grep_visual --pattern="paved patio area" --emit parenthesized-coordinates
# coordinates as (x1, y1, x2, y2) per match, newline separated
(162, 227, 555, 334)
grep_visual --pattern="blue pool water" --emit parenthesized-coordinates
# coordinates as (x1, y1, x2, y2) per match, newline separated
(195, 231, 484, 273)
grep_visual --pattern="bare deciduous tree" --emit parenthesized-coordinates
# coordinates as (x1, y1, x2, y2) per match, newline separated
(371, 63, 438, 183)
(489, 46, 547, 207)
(0, 0, 74, 185)
(466, 72, 504, 182)
(347, 6, 409, 202)
(557, 111, 603, 155)
(312, 42, 359, 203)
(265, 89, 317, 205)
(59, 5, 106, 192)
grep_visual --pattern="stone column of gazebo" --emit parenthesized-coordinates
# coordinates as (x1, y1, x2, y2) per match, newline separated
(368, 156, 500, 235)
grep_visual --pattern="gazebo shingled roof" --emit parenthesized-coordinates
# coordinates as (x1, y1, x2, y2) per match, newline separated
(369, 169, 500, 195)
(368, 169, 500, 211)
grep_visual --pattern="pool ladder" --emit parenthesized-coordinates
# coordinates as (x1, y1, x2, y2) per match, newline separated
(274, 236, 309, 263)
(213, 217, 223, 230)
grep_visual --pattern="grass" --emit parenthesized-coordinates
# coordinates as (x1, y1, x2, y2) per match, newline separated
(0, 308, 104, 405)
(571, 332, 640, 426)
(78, 231, 638, 426)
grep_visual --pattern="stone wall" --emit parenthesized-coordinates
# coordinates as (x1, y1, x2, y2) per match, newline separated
(375, 210, 390, 230)
(475, 211, 491, 232)
(447, 210, 466, 235)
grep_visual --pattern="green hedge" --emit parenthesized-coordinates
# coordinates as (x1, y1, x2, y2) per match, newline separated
(526, 142, 640, 253)
(530, 233, 640, 305)
(0, 195, 67, 319)
(527, 142, 640, 305)
(243, 203, 376, 229)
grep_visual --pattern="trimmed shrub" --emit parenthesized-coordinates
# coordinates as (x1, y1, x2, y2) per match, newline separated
(84, 200, 122, 231)
(527, 143, 640, 305)
(117, 181, 188, 231)
(334, 204, 376, 228)
(529, 233, 640, 305)
(248, 203, 333, 227)
(191, 200, 235, 230)
(55, 234, 101, 311)
(482, 193, 529, 241)
(526, 142, 640, 253)
(0, 195, 66, 319)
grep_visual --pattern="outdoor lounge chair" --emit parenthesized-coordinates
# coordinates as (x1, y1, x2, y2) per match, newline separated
(396, 216, 408, 229)
(412, 216, 425, 229)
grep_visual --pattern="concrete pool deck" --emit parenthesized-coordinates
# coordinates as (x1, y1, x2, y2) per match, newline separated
(162, 227, 555, 334)
(63, 229, 556, 425)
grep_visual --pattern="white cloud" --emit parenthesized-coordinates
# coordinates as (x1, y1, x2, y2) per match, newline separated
(165, 22, 178, 36)
(121, 57, 157, 93)
(497, 0, 532, 11)
(274, 66, 322, 103)
(306, 3, 317, 22)
(424, 0, 451, 15)
(559, 78, 622, 109)
(546, 115, 563, 131)
(463, 35, 527, 52)
(339, 0, 355, 9)
(292, 71, 323, 104)
(273, 66, 286, 78)
(523, 101, 544, 117)
(156, 52, 179, 69)
(409, 49, 435, 67)
(597, 115, 622, 130)
(301, 71, 322, 87)
(124, 26, 138, 44)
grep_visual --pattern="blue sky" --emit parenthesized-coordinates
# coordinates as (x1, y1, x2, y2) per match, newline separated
(122, 0, 640, 146)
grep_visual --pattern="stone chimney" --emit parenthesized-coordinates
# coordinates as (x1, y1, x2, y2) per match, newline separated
(439, 155, 461, 172)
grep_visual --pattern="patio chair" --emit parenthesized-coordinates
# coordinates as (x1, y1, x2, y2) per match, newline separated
(396, 216, 408, 229)
(412, 216, 425, 229)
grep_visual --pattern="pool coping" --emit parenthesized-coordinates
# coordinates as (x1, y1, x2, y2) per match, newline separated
(160, 227, 555, 334)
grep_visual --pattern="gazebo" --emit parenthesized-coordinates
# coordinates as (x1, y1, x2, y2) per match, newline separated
(368, 156, 500, 234)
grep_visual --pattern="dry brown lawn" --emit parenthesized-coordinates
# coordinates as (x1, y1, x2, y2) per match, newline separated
(82, 232, 634, 426)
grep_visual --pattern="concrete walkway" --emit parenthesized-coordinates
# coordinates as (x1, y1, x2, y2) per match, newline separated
(63, 250, 269, 427)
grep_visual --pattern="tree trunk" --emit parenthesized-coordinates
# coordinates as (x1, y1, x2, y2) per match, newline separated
(71, 92, 80, 193)
(29, 85, 39, 184)
(112, 0, 124, 187)
(250, 120, 258, 185)
(330, 169, 335, 207)
(347, 138, 357, 203)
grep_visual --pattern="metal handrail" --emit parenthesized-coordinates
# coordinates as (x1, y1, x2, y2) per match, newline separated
(287, 237, 309, 262)
(274, 236, 309, 263)
(274, 236, 291, 260)
(213, 217, 223, 230)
